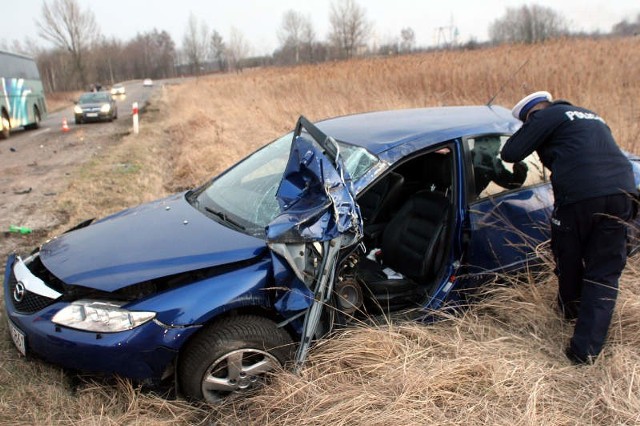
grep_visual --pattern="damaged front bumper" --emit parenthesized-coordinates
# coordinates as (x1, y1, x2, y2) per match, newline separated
(3, 254, 200, 382)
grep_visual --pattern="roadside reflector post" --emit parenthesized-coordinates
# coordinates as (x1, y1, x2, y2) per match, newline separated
(132, 102, 139, 134)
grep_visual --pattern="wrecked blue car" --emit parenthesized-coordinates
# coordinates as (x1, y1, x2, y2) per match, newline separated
(5, 107, 640, 403)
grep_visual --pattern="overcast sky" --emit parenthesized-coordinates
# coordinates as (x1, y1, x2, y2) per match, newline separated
(2, 0, 637, 55)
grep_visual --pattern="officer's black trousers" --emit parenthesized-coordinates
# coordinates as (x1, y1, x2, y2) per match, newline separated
(551, 193, 634, 361)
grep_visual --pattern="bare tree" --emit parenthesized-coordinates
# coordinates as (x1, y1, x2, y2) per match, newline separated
(93, 37, 123, 85)
(210, 30, 227, 72)
(226, 28, 251, 72)
(183, 13, 209, 75)
(36, 0, 100, 88)
(300, 19, 317, 62)
(400, 27, 415, 53)
(328, 0, 371, 59)
(36, 49, 75, 91)
(0, 38, 39, 56)
(278, 10, 315, 64)
(151, 30, 177, 78)
(612, 14, 640, 36)
(124, 30, 176, 80)
(489, 5, 567, 44)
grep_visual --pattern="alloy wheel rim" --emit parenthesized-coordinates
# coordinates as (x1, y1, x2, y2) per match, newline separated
(201, 348, 280, 403)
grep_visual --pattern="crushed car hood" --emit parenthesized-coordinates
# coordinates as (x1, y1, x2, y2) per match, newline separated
(39, 193, 267, 291)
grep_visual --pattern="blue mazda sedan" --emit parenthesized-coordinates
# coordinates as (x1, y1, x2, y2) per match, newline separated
(5, 106, 640, 403)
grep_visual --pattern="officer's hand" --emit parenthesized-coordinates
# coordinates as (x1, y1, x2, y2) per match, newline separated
(514, 161, 528, 173)
(513, 161, 528, 183)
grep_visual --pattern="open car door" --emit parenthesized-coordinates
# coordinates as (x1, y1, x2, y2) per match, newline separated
(266, 116, 363, 368)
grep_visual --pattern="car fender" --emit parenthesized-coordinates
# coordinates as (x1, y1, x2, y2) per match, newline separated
(128, 258, 273, 326)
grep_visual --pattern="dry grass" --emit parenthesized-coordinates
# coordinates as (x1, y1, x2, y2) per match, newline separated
(212, 262, 640, 425)
(1, 37, 639, 424)
(162, 37, 640, 192)
(52, 96, 175, 229)
(46, 90, 82, 112)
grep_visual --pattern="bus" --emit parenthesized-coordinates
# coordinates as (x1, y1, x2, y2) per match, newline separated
(0, 50, 48, 139)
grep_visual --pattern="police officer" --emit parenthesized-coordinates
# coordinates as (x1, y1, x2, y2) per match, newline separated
(501, 91, 638, 364)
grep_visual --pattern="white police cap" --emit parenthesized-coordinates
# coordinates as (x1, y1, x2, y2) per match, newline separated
(512, 91, 553, 121)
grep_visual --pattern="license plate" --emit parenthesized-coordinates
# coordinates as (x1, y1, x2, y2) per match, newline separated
(86, 112, 98, 117)
(8, 320, 26, 356)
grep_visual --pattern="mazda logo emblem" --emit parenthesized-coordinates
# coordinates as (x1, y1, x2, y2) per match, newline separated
(13, 281, 26, 303)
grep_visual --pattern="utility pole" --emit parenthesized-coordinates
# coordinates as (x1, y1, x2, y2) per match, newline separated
(434, 15, 459, 49)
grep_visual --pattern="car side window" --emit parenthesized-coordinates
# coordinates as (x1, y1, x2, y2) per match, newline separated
(468, 135, 547, 200)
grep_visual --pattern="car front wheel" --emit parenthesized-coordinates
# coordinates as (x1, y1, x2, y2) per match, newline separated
(177, 315, 294, 403)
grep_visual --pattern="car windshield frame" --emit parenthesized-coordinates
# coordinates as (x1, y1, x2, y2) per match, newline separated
(188, 131, 378, 238)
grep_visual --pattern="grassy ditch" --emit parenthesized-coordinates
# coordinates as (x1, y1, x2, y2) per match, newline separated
(51, 96, 173, 232)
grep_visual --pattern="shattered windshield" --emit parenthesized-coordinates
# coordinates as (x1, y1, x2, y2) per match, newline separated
(191, 132, 377, 237)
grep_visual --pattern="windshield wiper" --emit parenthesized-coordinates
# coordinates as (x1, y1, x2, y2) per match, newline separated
(204, 206, 246, 230)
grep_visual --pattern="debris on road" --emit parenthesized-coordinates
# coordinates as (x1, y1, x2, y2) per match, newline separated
(8, 225, 32, 234)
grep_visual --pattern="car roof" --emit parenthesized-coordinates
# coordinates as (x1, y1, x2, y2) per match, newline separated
(315, 105, 521, 155)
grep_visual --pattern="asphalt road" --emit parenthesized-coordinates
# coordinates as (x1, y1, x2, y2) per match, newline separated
(0, 80, 159, 238)
(7, 80, 155, 141)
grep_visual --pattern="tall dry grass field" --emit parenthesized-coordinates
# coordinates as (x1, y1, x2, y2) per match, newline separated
(1, 37, 639, 425)
(163, 37, 639, 192)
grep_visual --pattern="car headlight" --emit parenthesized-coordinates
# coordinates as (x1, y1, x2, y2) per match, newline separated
(74, 105, 83, 114)
(52, 300, 156, 332)
(100, 104, 111, 113)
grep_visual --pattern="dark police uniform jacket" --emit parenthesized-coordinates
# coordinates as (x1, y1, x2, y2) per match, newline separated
(501, 100, 638, 207)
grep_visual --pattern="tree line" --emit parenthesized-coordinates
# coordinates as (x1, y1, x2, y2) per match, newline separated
(1, 0, 637, 92)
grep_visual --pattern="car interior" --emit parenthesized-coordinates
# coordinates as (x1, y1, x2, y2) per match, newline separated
(336, 146, 456, 315)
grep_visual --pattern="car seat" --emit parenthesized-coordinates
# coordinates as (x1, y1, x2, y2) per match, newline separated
(356, 189, 451, 311)
(358, 171, 404, 225)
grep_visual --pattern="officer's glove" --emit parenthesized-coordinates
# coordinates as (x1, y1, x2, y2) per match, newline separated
(513, 161, 528, 184)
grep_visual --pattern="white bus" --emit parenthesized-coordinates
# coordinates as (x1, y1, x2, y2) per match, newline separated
(0, 50, 48, 139)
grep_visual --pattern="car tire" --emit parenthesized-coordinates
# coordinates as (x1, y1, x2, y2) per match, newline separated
(1, 111, 10, 139)
(75, 117, 81, 125)
(177, 315, 294, 403)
